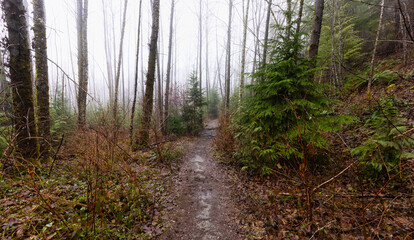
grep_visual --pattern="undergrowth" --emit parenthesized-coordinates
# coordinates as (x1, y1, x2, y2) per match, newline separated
(0, 127, 184, 239)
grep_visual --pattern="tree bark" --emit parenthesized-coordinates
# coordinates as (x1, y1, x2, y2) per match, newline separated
(296, 0, 305, 34)
(4, 0, 39, 161)
(113, 0, 128, 125)
(262, 0, 272, 65)
(330, 0, 338, 89)
(224, 0, 233, 112)
(156, 49, 163, 131)
(205, 1, 210, 105)
(286, 0, 292, 39)
(77, 0, 89, 127)
(102, 0, 114, 104)
(139, 0, 160, 147)
(367, 0, 385, 94)
(308, 0, 325, 64)
(33, 0, 50, 160)
(337, 0, 343, 89)
(162, 0, 175, 135)
(130, 0, 143, 144)
(198, 0, 203, 92)
(239, 0, 250, 105)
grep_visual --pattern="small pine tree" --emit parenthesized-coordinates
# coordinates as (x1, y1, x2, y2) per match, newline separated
(182, 72, 205, 135)
(235, 14, 355, 174)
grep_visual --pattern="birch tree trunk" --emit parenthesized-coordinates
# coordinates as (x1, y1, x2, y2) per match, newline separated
(113, 0, 128, 124)
(139, 0, 160, 147)
(239, 0, 250, 104)
(33, 0, 50, 160)
(130, 0, 143, 144)
(162, 0, 175, 135)
(367, 0, 385, 94)
(77, 0, 89, 127)
(308, 0, 325, 64)
(4, 0, 39, 161)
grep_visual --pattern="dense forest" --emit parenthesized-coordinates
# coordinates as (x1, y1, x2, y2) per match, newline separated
(0, 0, 413, 239)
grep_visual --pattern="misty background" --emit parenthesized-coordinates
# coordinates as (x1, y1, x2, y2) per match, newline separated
(36, 0, 272, 111)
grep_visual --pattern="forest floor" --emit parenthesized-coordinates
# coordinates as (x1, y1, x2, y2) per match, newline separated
(160, 120, 248, 239)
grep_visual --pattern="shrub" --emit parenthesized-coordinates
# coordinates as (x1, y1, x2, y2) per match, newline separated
(351, 95, 414, 179)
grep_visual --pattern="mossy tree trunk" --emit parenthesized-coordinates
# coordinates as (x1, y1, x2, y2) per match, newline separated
(33, 0, 50, 160)
(77, 0, 89, 127)
(4, 0, 39, 161)
(138, 0, 160, 147)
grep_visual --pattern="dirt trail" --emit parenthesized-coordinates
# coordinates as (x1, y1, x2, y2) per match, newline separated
(161, 120, 244, 239)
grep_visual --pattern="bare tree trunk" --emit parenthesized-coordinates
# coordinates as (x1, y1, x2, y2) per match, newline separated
(400, 12, 408, 66)
(33, 0, 50, 160)
(113, 0, 128, 125)
(139, 0, 160, 147)
(77, 0, 89, 127)
(337, 0, 343, 89)
(4, 0, 39, 161)
(205, 1, 210, 105)
(198, 0, 203, 92)
(308, 0, 325, 64)
(162, 0, 175, 135)
(296, 0, 305, 34)
(102, 0, 113, 104)
(330, 0, 338, 89)
(367, 0, 385, 94)
(286, 0, 292, 39)
(262, 0, 272, 65)
(156, 50, 163, 131)
(239, 0, 250, 105)
(130, 0, 143, 144)
(224, 0, 233, 112)
(62, 73, 65, 113)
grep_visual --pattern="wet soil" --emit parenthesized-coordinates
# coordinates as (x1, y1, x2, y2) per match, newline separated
(160, 120, 245, 239)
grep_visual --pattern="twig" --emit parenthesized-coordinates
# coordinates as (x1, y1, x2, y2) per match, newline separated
(309, 220, 335, 239)
(48, 134, 65, 177)
(313, 159, 358, 192)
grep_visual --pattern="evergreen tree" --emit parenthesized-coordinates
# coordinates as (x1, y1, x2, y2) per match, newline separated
(235, 14, 354, 174)
(182, 73, 204, 135)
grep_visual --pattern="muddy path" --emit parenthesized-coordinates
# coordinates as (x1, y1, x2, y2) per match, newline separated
(160, 120, 245, 239)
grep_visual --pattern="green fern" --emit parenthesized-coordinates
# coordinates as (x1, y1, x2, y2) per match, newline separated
(351, 96, 414, 178)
